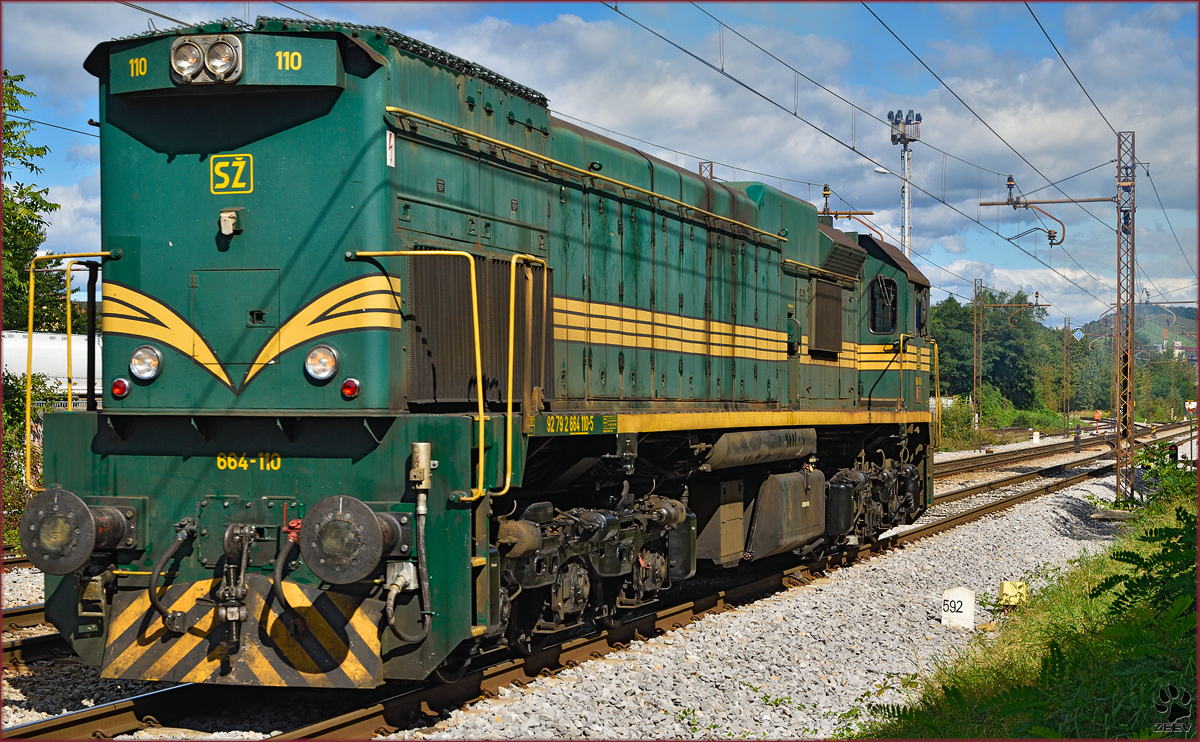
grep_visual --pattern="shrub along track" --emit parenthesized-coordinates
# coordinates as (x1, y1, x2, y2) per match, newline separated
(5, 422, 1193, 740)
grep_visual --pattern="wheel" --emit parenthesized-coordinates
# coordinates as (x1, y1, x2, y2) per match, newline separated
(431, 655, 469, 684)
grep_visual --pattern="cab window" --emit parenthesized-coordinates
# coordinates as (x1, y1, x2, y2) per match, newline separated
(869, 276, 897, 334)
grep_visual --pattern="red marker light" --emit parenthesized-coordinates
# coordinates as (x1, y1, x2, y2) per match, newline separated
(111, 378, 130, 398)
(341, 378, 361, 399)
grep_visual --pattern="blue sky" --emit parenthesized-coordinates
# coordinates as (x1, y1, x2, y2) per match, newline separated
(4, 1, 1196, 323)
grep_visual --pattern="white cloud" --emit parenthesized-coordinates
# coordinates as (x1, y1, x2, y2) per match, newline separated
(42, 171, 101, 258)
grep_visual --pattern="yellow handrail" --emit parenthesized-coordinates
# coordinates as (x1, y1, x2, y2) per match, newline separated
(62, 260, 90, 409)
(929, 338, 942, 447)
(383, 106, 786, 244)
(493, 254, 549, 497)
(781, 258, 859, 284)
(349, 249, 488, 501)
(25, 251, 113, 492)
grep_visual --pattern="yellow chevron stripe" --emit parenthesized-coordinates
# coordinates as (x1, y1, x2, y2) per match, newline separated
(101, 283, 233, 389)
(325, 591, 383, 659)
(241, 274, 404, 388)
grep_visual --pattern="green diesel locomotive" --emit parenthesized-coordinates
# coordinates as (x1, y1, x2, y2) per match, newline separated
(20, 17, 934, 688)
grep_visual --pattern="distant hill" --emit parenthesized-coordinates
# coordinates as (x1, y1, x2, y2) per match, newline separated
(1078, 304, 1196, 357)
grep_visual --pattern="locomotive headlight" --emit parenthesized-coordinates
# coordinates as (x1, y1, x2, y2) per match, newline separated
(304, 344, 339, 380)
(205, 41, 238, 78)
(171, 42, 203, 78)
(129, 345, 164, 380)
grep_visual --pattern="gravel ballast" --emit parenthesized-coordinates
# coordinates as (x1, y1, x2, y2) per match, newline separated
(379, 475, 1127, 740)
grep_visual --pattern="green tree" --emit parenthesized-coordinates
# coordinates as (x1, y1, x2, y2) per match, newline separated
(3, 69, 74, 332)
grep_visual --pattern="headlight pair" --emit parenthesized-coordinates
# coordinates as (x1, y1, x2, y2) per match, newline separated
(169, 35, 243, 83)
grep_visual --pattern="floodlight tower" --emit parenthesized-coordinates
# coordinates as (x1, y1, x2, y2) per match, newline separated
(887, 109, 922, 258)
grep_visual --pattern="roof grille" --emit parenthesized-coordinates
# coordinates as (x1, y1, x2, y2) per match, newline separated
(822, 244, 865, 278)
(257, 17, 549, 107)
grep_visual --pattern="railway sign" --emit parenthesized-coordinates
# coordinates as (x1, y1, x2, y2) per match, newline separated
(941, 587, 975, 628)
(1073, 328, 1084, 341)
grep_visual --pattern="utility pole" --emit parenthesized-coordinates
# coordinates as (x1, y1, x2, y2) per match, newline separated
(973, 279, 983, 448)
(1115, 132, 1136, 504)
(1063, 317, 1071, 436)
(887, 109, 921, 258)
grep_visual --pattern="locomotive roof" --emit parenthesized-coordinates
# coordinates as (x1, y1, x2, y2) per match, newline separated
(856, 234, 931, 288)
(89, 16, 549, 108)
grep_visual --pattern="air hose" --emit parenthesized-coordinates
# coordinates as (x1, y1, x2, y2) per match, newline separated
(386, 491, 431, 644)
(271, 519, 307, 636)
(149, 519, 195, 631)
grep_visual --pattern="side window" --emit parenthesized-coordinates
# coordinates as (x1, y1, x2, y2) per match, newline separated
(917, 289, 929, 334)
(869, 276, 897, 335)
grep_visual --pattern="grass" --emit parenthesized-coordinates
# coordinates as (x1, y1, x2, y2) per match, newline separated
(844, 443, 1197, 738)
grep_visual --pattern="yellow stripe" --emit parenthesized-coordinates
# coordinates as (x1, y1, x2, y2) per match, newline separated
(616, 409, 929, 433)
(104, 579, 217, 678)
(324, 591, 382, 659)
(139, 595, 221, 681)
(552, 297, 786, 343)
(105, 589, 154, 645)
(282, 582, 374, 687)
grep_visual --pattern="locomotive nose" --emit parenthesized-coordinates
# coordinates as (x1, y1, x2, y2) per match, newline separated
(19, 489, 135, 574)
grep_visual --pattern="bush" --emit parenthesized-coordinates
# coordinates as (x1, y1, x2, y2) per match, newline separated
(2, 370, 56, 549)
(849, 453, 1197, 738)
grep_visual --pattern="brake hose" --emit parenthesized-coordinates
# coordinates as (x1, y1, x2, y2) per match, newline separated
(271, 519, 307, 636)
(386, 491, 431, 644)
(149, 519, 195, 630)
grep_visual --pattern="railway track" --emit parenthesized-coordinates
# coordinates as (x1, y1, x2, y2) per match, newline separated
(1, 603, 71, 666)
(5, 421, 1192, 740)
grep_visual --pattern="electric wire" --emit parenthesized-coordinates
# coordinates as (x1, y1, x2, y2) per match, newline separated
(1025, 2, 1117, 137)
(1022, 160, 1115, 197)
(5, 114, 98, 139)
(1023, 5, 1195, 285)
(549, 110, 823, 188)
(115, 1, 192, 27)
(603, 1, 1112, 310)
(273, 2, 323, 22)
(862, 2, 1117, 294)
(691, 3, 1125, 304)
(1141, 168, 1197, 278)
(688, 3, 1008, 178)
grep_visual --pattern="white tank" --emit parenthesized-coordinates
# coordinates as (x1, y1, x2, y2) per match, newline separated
(2, 330, 103, 397)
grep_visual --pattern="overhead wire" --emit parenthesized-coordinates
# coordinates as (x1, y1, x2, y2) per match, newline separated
(273, 2, 324, 22)
(5, 114, 98, 139)
(688, 2, 1008, 178)
(1141, 167, 1197, 277)
(115, 1, 192, 27)
(1025, 3, 1117, 136)
(602, 1, 1112, 310)
(1023, 5, 1196, 286)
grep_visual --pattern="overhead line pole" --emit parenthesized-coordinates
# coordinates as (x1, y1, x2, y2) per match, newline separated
(1115, 132, 1137, 505)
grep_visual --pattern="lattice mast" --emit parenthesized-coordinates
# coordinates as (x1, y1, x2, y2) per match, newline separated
(1114, 132, 1136, 504)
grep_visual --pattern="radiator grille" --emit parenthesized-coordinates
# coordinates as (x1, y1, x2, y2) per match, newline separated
(408, 252, 552, 409)
(809, 279, 842, 356)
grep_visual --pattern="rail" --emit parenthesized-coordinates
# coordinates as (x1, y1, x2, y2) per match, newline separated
(7, 424, 1192, 740)
(383, 106, 786, 244)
